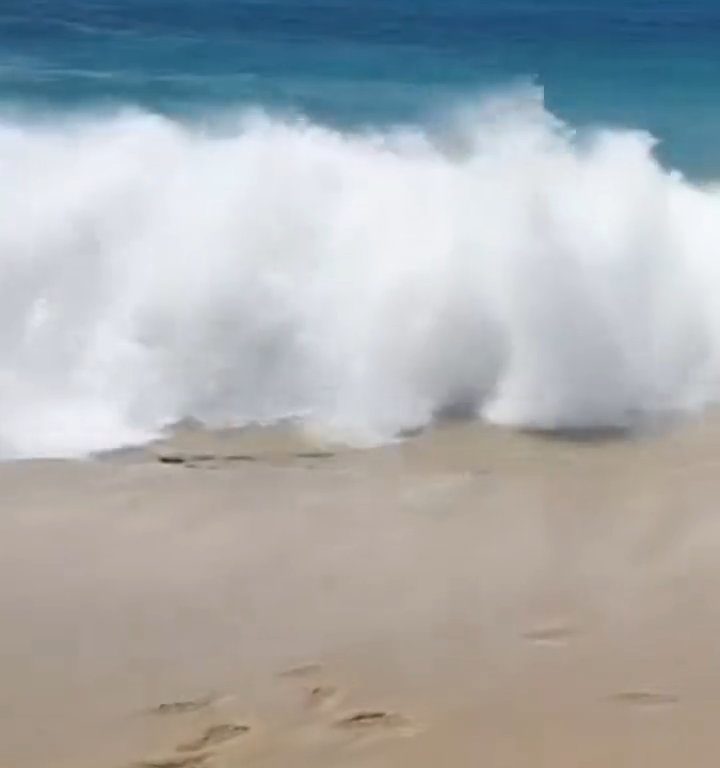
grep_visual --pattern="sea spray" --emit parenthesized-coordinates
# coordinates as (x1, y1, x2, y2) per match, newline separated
(2, 90, 720, 457)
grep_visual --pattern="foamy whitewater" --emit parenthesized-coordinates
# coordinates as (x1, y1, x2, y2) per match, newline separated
(3, 89, 720, 458)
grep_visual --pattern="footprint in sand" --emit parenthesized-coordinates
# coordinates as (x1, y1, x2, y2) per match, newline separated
(278, 663, 418, 741)
(134, 715, 249, 767)
(278, 663, 325, 680)
(279, 664, 345, 713)
(136, 755, 211, 768)
(177, 723, 251, 752)
(306, 685, 343, 712)
(335, 710, 417, 737)
(610, 691, 678, 708)
(151, 694, 219, 715)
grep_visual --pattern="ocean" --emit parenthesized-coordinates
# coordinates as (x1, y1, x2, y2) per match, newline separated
(2, 0, 720, 457)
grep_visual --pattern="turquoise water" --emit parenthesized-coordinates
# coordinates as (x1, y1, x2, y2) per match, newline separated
(3, 1, 720, 174)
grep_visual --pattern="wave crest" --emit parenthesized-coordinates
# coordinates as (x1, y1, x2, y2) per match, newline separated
(3, 90, 720, 457)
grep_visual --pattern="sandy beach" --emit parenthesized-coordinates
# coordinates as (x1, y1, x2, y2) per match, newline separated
(3, 419, 720, 767)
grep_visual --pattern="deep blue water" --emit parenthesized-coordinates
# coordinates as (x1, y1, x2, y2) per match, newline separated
(2, 0, 720, 175)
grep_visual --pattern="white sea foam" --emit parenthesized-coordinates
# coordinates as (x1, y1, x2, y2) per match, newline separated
(2, 88, 720, 457)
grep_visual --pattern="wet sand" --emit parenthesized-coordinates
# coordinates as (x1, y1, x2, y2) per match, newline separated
(3, 419, 720, 767)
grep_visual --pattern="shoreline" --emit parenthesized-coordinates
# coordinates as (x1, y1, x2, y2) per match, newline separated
(3, 418, 720, 767)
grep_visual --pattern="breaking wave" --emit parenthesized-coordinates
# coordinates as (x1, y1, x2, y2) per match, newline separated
(3, 88, 720, 457)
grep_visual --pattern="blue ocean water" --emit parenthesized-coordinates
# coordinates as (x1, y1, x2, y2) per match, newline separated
(2, 0, 720, 174)
(4, 1, 720, 458)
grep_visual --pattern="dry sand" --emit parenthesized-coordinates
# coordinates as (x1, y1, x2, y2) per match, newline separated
(2, 419, 720, 767)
